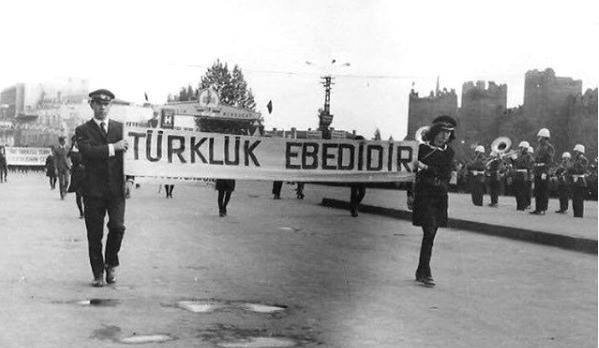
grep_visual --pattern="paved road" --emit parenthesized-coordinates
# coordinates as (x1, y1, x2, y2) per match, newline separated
(0, 175, 596, 347)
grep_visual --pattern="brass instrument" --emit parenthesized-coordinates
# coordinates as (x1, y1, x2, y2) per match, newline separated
(415, 126, 429, 144)
(490, 136, 518, 160)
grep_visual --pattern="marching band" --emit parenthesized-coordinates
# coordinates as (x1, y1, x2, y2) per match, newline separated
(464, 127, 591, 218)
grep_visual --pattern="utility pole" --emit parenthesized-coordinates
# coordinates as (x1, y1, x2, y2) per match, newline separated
(318, 76, 334, 139)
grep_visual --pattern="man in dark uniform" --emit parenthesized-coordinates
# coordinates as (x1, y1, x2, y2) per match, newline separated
(554, 152, 572, 214)
(525, 146, 535, 209)
(466, 145, 486, 206)
(53, 136, 71, 199)
(349, 135, 367, 216)
(484, 151, 502, 207)
(530, 128, 554, 215)
(510, 141, 534, 211)
(76, 89, 129, 287)
(568, 144, 588, 218)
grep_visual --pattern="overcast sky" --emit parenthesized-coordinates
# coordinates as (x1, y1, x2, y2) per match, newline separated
(1, 0, 597, 138)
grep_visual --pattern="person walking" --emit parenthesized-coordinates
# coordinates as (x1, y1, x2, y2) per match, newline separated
(45, 153, 57, 189)
(407, 115, 457, 287)
(67, 136, 85, 218)
(75, 89, 129, 287)
(215, 179, 235, 217)
(53, 136, 71, 200)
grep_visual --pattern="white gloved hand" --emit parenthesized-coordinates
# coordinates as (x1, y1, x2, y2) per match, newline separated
(541, 173, 547, 180)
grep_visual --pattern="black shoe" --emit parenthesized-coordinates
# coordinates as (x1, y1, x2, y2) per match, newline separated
(350, 208, 358, 217)
(415, 274, 435, 287)
(219, 209, 225, 217)
(555, 210, 566, 214)
(273, 194, 280, 200)
(488, 203, 497, 207)
(223, 208, 227, 216)
(530, 210, 545, 215)
(92, 276, 104, 287)
(105, 267, 117, 284)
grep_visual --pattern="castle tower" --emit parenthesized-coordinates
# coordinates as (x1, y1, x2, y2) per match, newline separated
(458, 80, 508, 147)
(407, 87, 457, 140)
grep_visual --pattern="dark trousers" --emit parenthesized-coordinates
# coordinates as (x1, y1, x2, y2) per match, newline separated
(534, 174, 549, 211)
(83, 195, 126, 278)
(350, 185, 366, 213)
(557, 183, 569, 211)
(469, 176, 485, 206)
(0, 165, 6, 182)
(296, 182, 305, 198)
(164, 184, 174, 198)
(416, 217, 438, 278)
(572, 184, 585, 218)
(272, 181, 283, 198)
(512, 174, 529, 210)
(49, 176, 57, 189)
(217, 190, 232, 211)
(75, 192, 84, 216)
(58, 171, 69, 199)
(525, 181, 532, 207)
(485, 176, 500, 205)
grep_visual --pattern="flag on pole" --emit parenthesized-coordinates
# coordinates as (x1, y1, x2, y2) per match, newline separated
(144, 92, 149, 102)
(267, 100, 273, 114)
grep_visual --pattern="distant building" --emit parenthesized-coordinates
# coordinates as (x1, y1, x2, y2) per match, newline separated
(406, 88, 458, 141)
(407, 68, 598, 161)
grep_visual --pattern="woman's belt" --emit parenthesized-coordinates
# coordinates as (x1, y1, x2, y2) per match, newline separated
(515, 169, 528, 173)
(534, 163, 546, 167)
(470, 170, 485, 175)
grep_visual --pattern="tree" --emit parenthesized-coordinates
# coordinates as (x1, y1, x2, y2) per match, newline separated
(196, 60, 256, 110)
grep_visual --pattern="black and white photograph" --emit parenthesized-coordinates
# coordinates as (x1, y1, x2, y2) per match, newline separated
(0, 0, 597, 347)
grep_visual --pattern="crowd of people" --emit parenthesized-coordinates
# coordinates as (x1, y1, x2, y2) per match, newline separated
(3, 85, 594, 291)
(460, 128, 595, 218)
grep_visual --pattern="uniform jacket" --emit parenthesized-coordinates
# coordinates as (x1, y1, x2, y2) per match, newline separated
(75, 118, 125, 198)
(534, 142, 555, 175)
(554, 160, 572, 184)
(53, 145, 71, 174)
(568, 154, 588, 187)
(412, 142, 454, 227)
(466, 155, 486, 172)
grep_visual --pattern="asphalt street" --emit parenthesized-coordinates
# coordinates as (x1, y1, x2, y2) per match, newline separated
(0, 174, 596, 347)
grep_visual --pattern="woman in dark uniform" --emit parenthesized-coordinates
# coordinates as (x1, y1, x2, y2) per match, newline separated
(407, 115, 457, 287)
(215, 179, 235, 217)
(67, 136, 85, 218)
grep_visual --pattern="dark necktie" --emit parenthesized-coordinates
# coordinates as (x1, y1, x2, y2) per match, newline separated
(100, 121, 107, 136)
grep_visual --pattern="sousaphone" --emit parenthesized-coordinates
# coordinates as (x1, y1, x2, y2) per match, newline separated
(415, 126, 429, 144)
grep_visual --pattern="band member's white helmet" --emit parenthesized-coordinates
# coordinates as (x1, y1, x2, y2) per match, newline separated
(475, 145, 485, 153)
(537, 128, 550, 138)
(573, 144, 585, 154)
(562, 152, 571, 159)
(527, 146, 534, 154)
(518, 141, 530, 148)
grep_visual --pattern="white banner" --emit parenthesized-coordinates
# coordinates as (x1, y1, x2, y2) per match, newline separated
(5, 147, 52, 166)
(124, 126, 418, 183)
